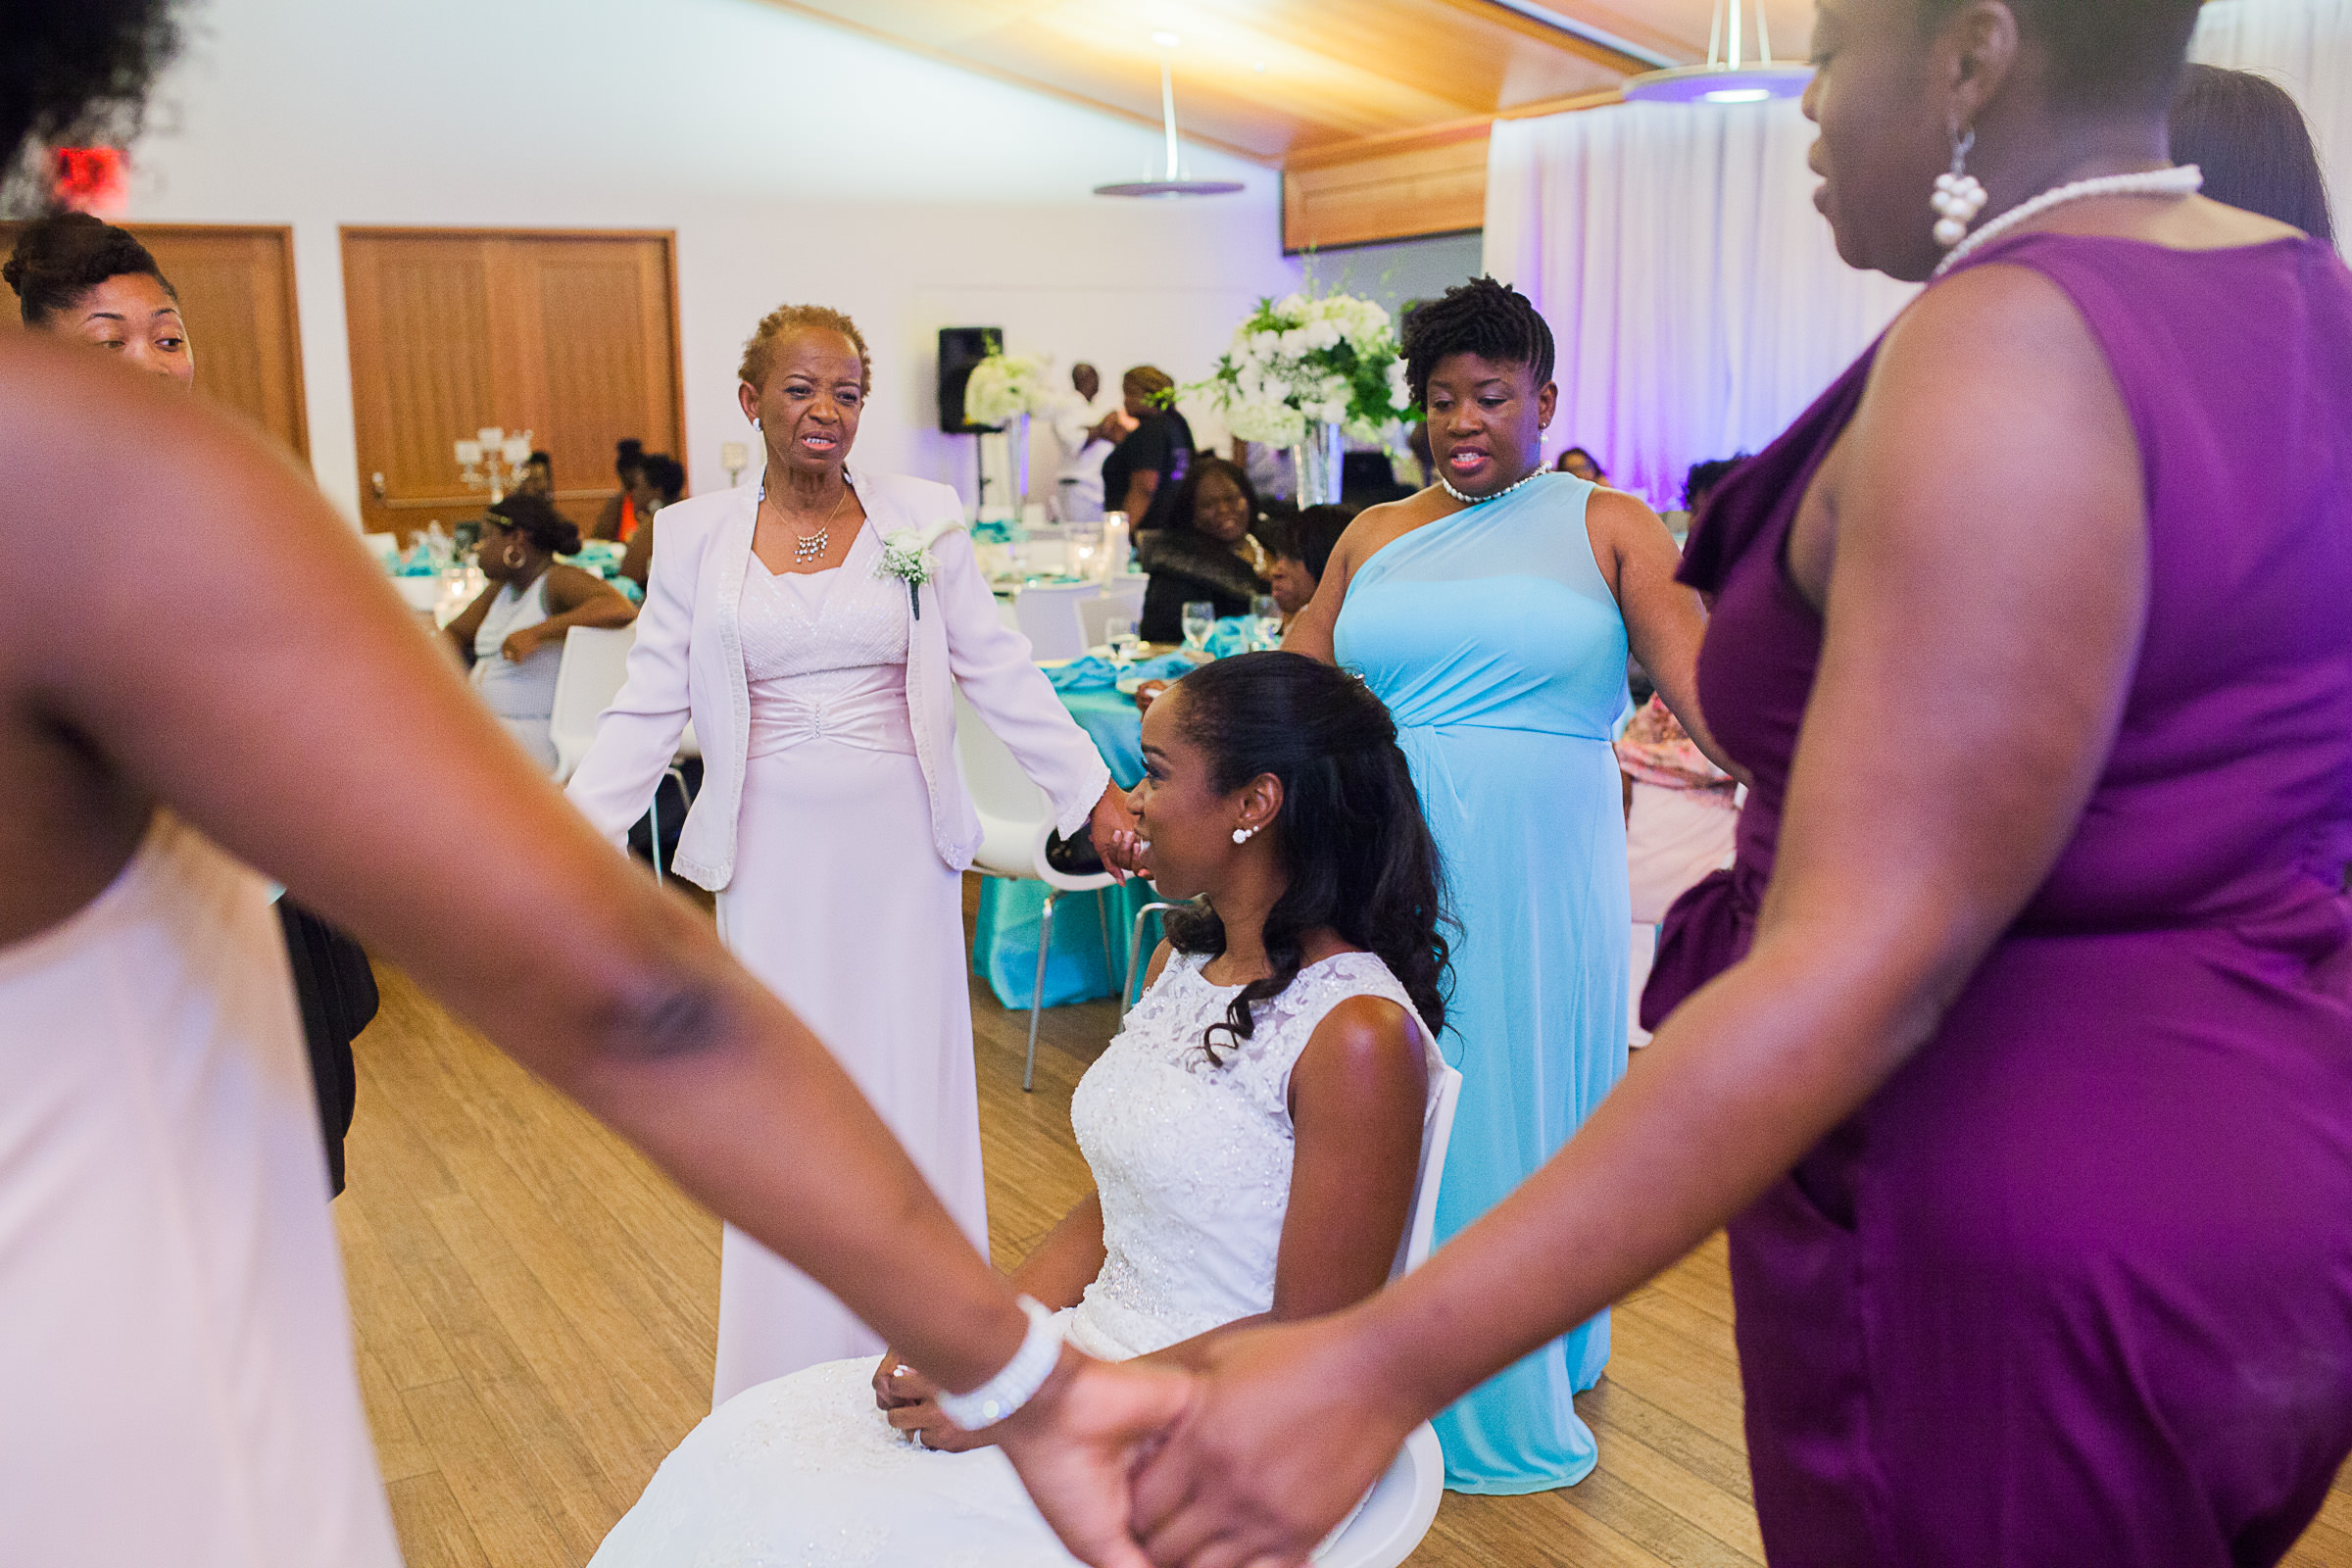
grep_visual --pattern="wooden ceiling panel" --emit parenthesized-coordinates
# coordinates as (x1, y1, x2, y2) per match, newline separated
(761, 0, 1814, 164)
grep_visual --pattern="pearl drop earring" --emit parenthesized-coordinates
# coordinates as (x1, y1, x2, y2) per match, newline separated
(1933, 126, 1988, 251)
(1232, 825, 1258, 845)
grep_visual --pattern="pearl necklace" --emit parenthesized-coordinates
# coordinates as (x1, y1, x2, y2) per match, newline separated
(1439, 466, 1547, 508)
(1935, 165, 2204, 279)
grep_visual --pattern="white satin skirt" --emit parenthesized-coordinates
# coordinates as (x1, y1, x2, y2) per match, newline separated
(710, 735, 987, 1406)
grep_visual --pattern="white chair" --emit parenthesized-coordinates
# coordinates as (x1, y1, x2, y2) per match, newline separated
(550, 625, 693, 884)
(956, 689, 1119, 1090)
(550, 626, 636, 784)
(1012, 582, 1100, 662)
(1119, 880, 1194, 1008)
(1313, 1054, 1464, 1568)
(1077, 582, 1148, 650)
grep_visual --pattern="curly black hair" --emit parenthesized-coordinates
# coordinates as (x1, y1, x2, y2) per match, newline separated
(1161, 652, 1451, 1060)
(1399, 276, 1555, 411)
(2, 0, 183, 217)
(3, 210, 173, 325)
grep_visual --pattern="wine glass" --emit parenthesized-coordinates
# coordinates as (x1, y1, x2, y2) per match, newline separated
(1182, 600, 1216, 655)
(1251, 593, 1283, 652)
(1104, 615, 1139, 672)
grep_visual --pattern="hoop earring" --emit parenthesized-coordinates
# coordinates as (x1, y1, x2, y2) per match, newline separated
(1231, 825, 1259, 845)
(1933, 125, 1987, 251)
(503, 545, 524, 568)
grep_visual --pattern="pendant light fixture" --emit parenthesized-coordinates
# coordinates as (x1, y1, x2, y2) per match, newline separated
(1622, 0, 1811, 105)
(1095, 32, 1244, 198)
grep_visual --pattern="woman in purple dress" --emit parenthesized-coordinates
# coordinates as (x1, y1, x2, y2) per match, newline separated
(1114, 1, 2352, 1563)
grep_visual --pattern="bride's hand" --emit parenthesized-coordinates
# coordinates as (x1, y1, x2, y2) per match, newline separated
(998, 1348, 1193, 1568)
(1088, 786, 1143, 882)
(871, 1350, 935, 1410)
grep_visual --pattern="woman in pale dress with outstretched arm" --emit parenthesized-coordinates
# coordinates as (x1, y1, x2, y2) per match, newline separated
(0, 6, 1176, 1562)
(566, 303, 1136, 1404)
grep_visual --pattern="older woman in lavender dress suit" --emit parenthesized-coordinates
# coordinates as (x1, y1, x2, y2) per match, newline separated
(568, 304, 1129, 1405)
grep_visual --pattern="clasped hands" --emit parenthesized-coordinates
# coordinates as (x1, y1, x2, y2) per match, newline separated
(873, 1315, 1417, 1568)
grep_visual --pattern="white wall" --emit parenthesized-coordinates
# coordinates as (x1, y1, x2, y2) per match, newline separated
(126, 0, 1299, 517)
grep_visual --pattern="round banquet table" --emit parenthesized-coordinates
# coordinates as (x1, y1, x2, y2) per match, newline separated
(967, 684, 1158, 1010)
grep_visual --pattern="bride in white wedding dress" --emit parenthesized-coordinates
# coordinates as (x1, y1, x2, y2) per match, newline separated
(593, 653, 1455, 1567)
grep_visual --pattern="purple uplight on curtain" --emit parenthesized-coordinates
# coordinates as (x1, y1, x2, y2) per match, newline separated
(1483, 99, 1915, 512)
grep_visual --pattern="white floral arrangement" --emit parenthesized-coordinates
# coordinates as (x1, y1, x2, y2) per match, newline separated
(961, 352, 1054, 426)
(878, 517, 965, 619)
(1189, 288, 1414, 449)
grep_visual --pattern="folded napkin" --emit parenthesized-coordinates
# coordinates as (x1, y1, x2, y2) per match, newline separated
(1204, 616, 1258, 659)
(1047, 651, 1193, 692)
(394, 544, 441, 578)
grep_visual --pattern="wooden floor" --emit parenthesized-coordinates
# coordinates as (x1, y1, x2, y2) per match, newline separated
(338, 877, 2352, 1566)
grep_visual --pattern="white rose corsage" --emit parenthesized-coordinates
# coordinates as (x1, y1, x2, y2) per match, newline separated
(878, 518, 964, 619)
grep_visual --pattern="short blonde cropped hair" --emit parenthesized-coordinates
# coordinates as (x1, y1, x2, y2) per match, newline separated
(740, 303, 871, 391)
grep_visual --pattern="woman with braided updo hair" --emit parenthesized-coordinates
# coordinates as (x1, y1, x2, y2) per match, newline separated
(567, 301, 1133, 1405)
(1281, 274, 1730, 1494)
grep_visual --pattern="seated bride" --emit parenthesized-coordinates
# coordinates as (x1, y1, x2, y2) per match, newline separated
(592, 650, 1452, 1566)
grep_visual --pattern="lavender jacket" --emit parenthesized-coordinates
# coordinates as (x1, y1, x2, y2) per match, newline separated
(565, 473, 1110, 891)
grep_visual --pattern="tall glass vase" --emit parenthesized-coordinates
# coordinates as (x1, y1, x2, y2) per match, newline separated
(1289, 419, 1347, 507)
(1008, 412, 1031, 512)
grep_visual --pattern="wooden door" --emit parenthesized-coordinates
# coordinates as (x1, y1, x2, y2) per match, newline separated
(341, 228, 681, 542)
(0, 221, 308, 458)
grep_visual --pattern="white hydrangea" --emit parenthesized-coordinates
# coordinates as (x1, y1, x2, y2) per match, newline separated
(1386, 357, 1414, 412)
(962, 352, 1053, 424)
(1193, 287, 1404, 451)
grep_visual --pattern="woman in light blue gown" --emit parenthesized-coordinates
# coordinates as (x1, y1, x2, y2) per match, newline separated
(1285, 278, 1728, 1492)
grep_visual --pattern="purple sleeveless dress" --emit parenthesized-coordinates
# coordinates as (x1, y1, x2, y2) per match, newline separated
(1646, 231, 2352, 1565)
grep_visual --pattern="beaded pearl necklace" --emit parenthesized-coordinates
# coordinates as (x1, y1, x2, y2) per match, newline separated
(1935, 165, 2204, 280)
(1438, 465, 1548, 508)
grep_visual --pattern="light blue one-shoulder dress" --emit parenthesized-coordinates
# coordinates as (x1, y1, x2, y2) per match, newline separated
(1334, 471, 1629, 1493)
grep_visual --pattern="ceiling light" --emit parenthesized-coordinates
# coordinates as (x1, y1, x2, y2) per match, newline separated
(1094, 43, 1243, 198)
(1623, 0, 1812, 105)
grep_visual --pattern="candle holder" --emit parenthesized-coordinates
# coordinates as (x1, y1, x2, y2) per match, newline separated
(454, 425, 534, 503)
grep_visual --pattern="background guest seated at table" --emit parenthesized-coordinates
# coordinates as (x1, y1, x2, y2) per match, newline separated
(1553, 445, 1605, 482)
(445, 492, 636, 770)
(593, 437, 647, 541)
(517, 449, 555, 499)
(1101, 364, 1196, 532)
(1267, 505, 1352, 630)
(616, 452, 686, 590)
(1134, 456, 1270, 643)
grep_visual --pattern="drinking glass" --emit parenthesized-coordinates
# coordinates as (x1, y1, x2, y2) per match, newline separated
(1251, 594, 1283, 651)
(1104, 615, 1139, 671)
(1182, 600, 1216, 654)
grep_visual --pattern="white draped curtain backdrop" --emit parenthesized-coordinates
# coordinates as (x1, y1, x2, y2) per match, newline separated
(2192, 0, 2352, 253)
(1482, 99, 1914, 510)
(1481, 0, 2352, 509)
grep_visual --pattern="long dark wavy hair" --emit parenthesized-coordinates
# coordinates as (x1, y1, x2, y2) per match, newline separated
(1162, 652, 1450, 1059)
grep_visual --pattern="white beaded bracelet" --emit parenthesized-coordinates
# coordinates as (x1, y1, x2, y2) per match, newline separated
(936, 1296, 1067, 1431)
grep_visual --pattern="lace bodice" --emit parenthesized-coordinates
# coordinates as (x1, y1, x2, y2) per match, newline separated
(586, 946, 1443, 1568)
(1064, 949, 1427, 1361)
(738, 527, 909, 682)
(738, 526, 915, 758)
